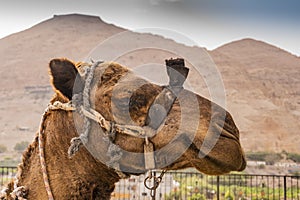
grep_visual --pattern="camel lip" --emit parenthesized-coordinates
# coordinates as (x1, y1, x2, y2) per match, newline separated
(238, 154, 247, 171)
(213, 120, 240, 142)
(219, 132, 239, 142)
(219, 134, 247, 172)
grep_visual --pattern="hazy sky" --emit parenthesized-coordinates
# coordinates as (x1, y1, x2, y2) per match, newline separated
(1, 0, 299, 55)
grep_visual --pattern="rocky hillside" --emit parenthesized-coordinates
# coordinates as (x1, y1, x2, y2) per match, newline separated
(0, 14, 299, 153)
(210, 39, 300, 152)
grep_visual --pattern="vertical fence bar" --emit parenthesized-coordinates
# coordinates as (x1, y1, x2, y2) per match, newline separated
(184, 173, 187, 200)
(273, 175, 275, 199)
(152, 171, 156, 200)
(297, 176, 299, 200)
(250, 175, 253, 198)
(138, 176, 141, 200)
(180, 172, 183, 199)
(244, 175, 247, 198)
(223, 175, 226, 198)
(117, 178, 120, 200)
(279, 176, 281, 199)
(255, 176, 258, 199)
(230, 175, 231, 198)
(164, 173, 166, 200)
(290, 176, 293, 199)
(216, 176, 220, 200)
(267, 175, 270, 199)
(0, 167, 4, 186)
(284, 176, 287, 200)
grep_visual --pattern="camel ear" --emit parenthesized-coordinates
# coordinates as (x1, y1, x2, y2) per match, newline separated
(49, 58, 80, 100)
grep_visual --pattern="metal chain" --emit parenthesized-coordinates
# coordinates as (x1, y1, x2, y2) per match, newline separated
(144, 170, 167, 200)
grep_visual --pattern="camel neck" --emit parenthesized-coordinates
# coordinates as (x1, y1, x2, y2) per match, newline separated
(16, 102, 120, 199)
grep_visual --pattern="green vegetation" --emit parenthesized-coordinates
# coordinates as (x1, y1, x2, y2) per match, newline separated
(0, 167, 17, 173)
(224, 190, 234, 200)
(14, 141, 30, 152)
(164, 173, 299, 200)
(246, 151, 300, 164)
(188, 193, 206, 200)
(264, 153, 282, 165)
(0, 167, 17, 187)
(0, 156, 20, 166)
(287, 153, 300, 163)
(0, 144, 7, 153)
(246, 152, 269, 161)
(246, 152, 283, 164)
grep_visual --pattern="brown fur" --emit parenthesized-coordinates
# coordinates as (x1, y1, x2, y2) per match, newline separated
(5, 58, 246, 199)
(11, 101, 119, 199)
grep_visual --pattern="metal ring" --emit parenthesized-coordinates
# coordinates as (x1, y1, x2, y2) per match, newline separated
(144, 176, 155, 190)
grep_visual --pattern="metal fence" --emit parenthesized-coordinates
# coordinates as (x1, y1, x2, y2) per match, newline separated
(1, 166, 299, 199)
(0, 166, 17, 189)
(112, 172, 300, 200)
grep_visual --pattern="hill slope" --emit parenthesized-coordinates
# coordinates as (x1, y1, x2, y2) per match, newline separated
(210, 38, 300, 152)
(0, 14, 125, 149)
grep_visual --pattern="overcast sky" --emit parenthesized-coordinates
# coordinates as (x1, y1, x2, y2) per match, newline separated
(1, 0, 299, 55)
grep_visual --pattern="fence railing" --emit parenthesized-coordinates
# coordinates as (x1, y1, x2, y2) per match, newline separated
(0, 166, 17, 189)
(1, 166, 299, 199)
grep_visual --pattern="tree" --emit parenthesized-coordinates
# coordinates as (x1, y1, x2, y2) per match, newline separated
(287, 153, 300, 163)
(14, 141, 30, 152)
(265, 154, 282, 165)
(0, 144, 7, 153)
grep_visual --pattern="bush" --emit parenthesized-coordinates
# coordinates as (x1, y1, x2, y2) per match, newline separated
(291, 171, 300, 176)
(265, 153, 282, 165)
(188, 193, 206, 200)
(224, 190, 234, 200)
(287, 153, 300, 163)
(258, 164, 266, 169)
(246, 152, 282, 164)
(246, 152, 268, 161)
(0, 144, 7, 153)
(0, 156, 20, 166)
(14, 141, 30, 152)
(165, 191, 181, 200)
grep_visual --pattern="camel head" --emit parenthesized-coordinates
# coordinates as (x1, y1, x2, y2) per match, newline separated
(49, 58, 246, 176)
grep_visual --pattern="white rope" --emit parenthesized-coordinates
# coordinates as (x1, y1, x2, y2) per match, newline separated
(0, 188, 8, 199)
(68, 61, 102, 156)
(48, 101, 76, 111)
(10, 186, 28, 200)
(66, 61, 129, 178)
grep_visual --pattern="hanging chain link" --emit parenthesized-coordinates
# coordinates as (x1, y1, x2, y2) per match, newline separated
(144, 170, 167, 199)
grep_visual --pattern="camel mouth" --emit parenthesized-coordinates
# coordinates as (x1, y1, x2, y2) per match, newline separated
(238, 154, 247, 171)
(219, 130, 239, 141)
(188, 117, 247, 175)
(219, 131, 247, 172)
(118, 134, 247, 176)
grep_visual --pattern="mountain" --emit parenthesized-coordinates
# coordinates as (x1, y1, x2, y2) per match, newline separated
(0, 14, 299, 154)
(210, 39, 300, 152)
(0, 14, 125, 89)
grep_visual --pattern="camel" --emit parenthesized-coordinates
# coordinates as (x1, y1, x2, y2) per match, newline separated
(1, 58, 246, 200)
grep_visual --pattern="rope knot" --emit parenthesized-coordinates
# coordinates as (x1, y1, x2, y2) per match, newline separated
(68, 137, 83, 158)
(10, 186, 28, 200)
